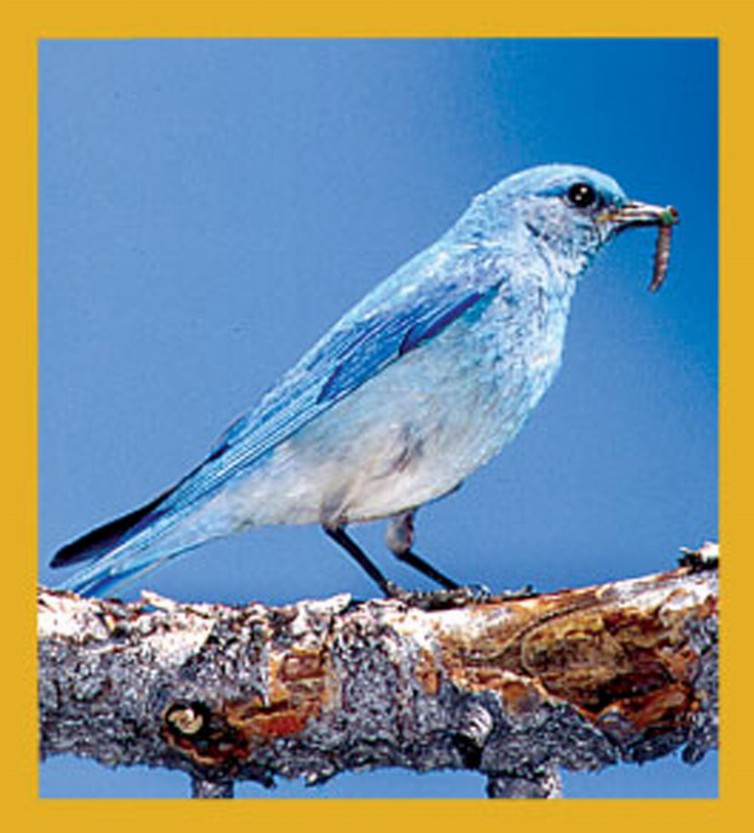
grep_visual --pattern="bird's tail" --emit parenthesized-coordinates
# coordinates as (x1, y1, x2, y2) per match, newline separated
(50, 487, 209, 597)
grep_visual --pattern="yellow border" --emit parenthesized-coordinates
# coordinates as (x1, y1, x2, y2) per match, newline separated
(2, 0, 746, 829)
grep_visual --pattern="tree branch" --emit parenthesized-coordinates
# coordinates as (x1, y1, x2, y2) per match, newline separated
(38, 556, 718, 799)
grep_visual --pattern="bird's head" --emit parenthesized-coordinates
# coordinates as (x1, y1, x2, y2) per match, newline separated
(461, 164, 679, 288)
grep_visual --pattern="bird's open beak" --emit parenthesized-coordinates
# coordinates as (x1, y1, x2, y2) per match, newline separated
(600, 200, 679, 232)
(598, 201, 680, 292)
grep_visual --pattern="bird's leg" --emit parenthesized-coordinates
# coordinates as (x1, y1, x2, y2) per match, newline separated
(324, 526, 402, 598)
(385, 510, 460, 591)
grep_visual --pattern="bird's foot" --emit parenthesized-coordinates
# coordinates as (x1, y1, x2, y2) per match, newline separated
(485, 584, 537, 602)
(382, 582, 534, 611)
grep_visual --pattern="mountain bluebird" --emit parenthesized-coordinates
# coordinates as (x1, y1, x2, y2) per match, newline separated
(51, 164, 678, 598)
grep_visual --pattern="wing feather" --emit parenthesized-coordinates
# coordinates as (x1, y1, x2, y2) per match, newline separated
(159, 249, 505, 516)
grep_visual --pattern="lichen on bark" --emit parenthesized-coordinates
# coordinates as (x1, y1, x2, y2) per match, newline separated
(38, 562, 718, 798)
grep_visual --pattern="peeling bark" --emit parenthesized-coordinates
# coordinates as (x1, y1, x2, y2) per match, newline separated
(38, 561, 718, 798)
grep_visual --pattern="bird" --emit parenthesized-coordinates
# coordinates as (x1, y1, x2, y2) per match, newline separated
(50, 163, 678, 598)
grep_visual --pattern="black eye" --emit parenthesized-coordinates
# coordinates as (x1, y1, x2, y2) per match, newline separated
(567, 182, 597, 208)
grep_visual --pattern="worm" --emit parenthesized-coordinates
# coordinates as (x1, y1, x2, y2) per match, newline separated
(648, 206, 679, 292)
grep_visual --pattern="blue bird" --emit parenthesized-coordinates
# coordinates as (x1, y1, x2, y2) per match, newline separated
(51, 164, 678, 598)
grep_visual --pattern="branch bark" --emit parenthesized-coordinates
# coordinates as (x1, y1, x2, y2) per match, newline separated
(38, 559, 718, 799)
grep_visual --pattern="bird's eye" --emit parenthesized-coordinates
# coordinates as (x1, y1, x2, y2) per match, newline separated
(566, 182, 597, 209)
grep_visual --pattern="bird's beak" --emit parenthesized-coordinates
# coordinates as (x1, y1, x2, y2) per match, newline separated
(600, 200, 679, 232)
(598, 200, 680, 292)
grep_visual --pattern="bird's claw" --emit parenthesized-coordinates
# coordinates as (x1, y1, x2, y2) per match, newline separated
(382, 582, 536, 611)
(383, 580, 409, 599)
(486, 583, 537, 601)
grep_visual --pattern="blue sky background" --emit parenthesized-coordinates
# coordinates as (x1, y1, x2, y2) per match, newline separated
(38, 39, 717, 799)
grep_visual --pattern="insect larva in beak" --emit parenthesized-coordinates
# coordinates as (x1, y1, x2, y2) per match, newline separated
(649, 221, 674, 292)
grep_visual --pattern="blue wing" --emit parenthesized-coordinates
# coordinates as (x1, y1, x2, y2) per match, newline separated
(160, 262, 503, 516)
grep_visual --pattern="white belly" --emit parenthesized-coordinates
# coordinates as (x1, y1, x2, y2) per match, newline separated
(201, 348, 534, 529)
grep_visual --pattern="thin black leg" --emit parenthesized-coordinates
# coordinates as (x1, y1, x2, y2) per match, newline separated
(394, 549, 460, 590)
(324, 526, 395, 597)
(385, 511, 460, 590)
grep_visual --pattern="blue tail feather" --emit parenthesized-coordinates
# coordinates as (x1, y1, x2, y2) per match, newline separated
(50, 488, 174, 569)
